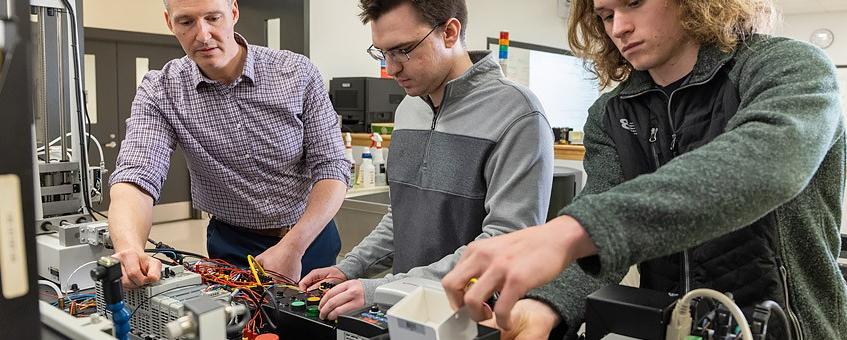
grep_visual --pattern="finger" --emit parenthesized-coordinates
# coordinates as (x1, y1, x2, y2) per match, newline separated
(320, 288, 356, 320)
(298, 272, 317, 291)
(442, 258, 485, 311)
(318, 283, 347, 310)
(120, 266, 139, 289)
(493, 277, 527, 332)
(327, 296, 362, 321)
(463, 270, 503, 322)
(297, 271, 315, 292)
(307, 280, 326, 291)
(122, 254, 147, 288)
(482, 302, 493, 324)
(144, 256, 162, 284)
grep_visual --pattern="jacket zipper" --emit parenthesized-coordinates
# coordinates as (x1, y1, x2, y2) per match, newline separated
(664, 92, 678, 154)
(777, 257, 805, 340)
(621, 64, 728, 296)
(659, 89, 691, 293)
(649, 127, 660, 167)
(682, 251, 690, 293)
(422, 91, 449, 169)
(422, 109, 439, 169)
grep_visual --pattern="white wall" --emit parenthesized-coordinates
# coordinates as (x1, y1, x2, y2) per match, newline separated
(308, 0, 379, 85)
(308, 0, 570, 84)
(465, 0, 568, 51)
(84, 0, 571, 84)
(83, 0, 172, 35)
(778, 11, 847, 65)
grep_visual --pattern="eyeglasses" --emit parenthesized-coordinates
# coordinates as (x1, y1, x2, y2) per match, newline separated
(366, 23, 444, 63)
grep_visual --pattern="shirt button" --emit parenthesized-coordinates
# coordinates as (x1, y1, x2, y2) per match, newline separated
(236, 122, 243, 129)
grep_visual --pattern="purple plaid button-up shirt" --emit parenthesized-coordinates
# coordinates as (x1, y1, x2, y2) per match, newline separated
(110, 35, 350, 230)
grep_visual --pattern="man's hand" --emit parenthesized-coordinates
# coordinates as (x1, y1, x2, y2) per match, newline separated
(112, 247, 162, 289)
(481, 299, 561, 340)
(442, 215, 597, 331)
(299, 266, 348, 291)
(256, 243, 304, 283)
(318, 280, 365, 320)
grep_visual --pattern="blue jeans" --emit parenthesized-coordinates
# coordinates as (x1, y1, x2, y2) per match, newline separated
(206, 218, 341, 278)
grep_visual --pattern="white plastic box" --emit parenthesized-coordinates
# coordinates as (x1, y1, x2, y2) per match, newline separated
(386, 286, 477, 340)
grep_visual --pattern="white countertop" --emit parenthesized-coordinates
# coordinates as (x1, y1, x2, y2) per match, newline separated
(345, 186, 389, 198)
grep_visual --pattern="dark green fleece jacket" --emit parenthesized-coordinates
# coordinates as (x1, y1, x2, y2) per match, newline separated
(527, 35, 847, 339)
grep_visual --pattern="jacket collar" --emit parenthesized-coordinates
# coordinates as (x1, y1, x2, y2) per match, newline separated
(423, 50, 504, 107)
(619, 43, 735, 97)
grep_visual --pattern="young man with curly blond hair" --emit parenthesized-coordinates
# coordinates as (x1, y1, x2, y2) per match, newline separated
(443, 0, 847, 338)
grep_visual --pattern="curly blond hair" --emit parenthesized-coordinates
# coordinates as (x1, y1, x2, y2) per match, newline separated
(568, 0, 779, 88)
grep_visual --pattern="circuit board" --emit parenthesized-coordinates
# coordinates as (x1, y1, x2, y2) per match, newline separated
(263, 285, 337, 340)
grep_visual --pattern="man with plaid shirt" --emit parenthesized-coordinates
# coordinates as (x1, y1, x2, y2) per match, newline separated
(107, 0, 349, 288)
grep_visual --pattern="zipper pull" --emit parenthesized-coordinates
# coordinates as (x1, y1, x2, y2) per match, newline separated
(670, 133, 677, 150)
(649, 128, 658, 143)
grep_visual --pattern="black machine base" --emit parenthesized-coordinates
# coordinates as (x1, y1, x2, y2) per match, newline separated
(264, 286, 500, 340)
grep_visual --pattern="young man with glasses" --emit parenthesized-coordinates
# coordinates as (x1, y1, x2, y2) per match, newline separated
(299, 0, 557, 321)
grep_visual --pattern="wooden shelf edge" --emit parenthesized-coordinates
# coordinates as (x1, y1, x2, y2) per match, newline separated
(345, 133, 584, 160)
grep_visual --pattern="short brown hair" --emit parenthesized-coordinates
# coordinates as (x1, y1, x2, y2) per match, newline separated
(358, 0, 468, 41)
(568, 0, 779, 88)
(163, 0, 234, 11)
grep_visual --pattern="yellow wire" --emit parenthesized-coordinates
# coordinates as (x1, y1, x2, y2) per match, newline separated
(277, 284, 300, 291)
(246, 255, 264, 286)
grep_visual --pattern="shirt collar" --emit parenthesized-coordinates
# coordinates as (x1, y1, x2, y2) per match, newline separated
(191, 32, 256, 88)
(422, 50, 503, 107)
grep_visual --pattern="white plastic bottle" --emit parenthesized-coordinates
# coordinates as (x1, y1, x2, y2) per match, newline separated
(358, 152, 376, 189)
(344, 133, 355, 188)
(371, 133, 387, 186)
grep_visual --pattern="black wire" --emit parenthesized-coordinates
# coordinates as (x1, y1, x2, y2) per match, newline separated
(82, 91, 92, 155)
(759, 300, 794, 340)
(89, 207, 108, 221)
(81, 100, 102, 224)
(154, 247, 207, 260)
(144, 238, 208, 260)
(128, 284, 206, 320)
(263, 269, 299, 286)
(258, 300, 278, 330)
(150, 253, 179, 266)
(232, 287, 277, 331)
(60, 0, 94, 217)
(226, 301, 252, 337)
(694, 297, 717, 331)
(144, 249, 185, 264)
(260, 286, 280, 329)
(262, 286, 279, 308)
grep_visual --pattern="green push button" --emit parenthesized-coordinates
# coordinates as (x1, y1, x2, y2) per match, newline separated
(291, 300, 306, 311)
(306, 305, 320, 317)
